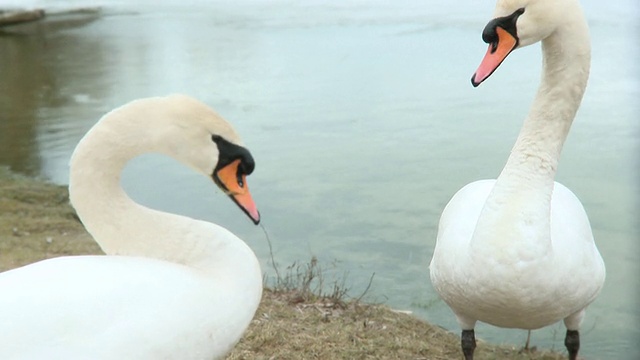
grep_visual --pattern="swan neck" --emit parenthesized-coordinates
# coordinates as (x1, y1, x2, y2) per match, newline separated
(68, 102, 255, 276)
(508, 20, 590, 181)
(69, 121, 145, 257)
(472, 14, 590, 251)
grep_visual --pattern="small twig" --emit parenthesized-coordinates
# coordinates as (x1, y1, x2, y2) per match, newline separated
(355, 272, 375, 304)
(583, 316, 598, 335)
(259, 223, 281, 286)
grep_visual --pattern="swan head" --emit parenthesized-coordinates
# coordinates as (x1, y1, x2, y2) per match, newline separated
(470, 0, 581, 86)
(209, 134, 260, 225)
(149, 95, 261, 225)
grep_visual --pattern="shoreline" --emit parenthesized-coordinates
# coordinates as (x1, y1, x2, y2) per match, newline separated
(0, 167, 565, 359)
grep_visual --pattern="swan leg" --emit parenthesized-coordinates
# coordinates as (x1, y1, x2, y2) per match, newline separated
(563, 309, 585, 360)
(564, 330, 579, 360)
(524, 329, 531, 350)
(461, 329, 476, 360)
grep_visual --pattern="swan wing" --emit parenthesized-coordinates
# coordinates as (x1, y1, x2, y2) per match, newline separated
(548, 182, 606, 303)
(431, 179, 495, 270)
(0, 256, 250, 360)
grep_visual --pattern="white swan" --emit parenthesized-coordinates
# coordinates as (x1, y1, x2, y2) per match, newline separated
(429, 1, 605, 359)
(0, 95, 262, 359)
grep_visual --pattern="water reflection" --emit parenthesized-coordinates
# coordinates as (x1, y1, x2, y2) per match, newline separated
(0, 13, 101, 176)
(0, 25, 49, 174)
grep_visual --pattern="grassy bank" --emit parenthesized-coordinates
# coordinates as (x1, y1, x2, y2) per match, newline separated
(0, 168, 565, 359)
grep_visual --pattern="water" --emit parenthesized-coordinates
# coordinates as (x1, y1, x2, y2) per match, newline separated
(1, 1, 638, 358)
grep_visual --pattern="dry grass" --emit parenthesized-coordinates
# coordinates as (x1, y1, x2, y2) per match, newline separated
(0, 167, 101, 271)
(229, 289, 564, 360)
(0, 167, 566, 360)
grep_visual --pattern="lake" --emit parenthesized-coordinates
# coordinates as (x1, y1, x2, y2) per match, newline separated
(0, 0, 638, 358)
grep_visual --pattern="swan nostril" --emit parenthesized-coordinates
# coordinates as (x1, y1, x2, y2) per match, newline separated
(236, 166, 245, 188)
(490, 40, 499, 53)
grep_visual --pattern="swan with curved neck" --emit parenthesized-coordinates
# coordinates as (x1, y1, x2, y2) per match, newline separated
(429, 1, 605, 359)
(0, 95, 262, 359)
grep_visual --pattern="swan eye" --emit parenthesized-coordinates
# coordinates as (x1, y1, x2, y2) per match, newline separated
(211, 134, 255, 183)
(482, 7, 525, 44)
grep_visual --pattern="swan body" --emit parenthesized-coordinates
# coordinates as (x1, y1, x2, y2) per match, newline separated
(430, 0, 605, 359)
(433, 180, 601, 329)
(0, 95, 262, 360)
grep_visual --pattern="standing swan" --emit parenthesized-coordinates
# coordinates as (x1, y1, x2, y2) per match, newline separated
(429, 1, 605, 359)
(0, 95, 262, 359)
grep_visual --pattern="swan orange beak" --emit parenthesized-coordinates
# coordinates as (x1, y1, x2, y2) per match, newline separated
(471, 27, 518, 87)
(214, 159, 260, 225)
